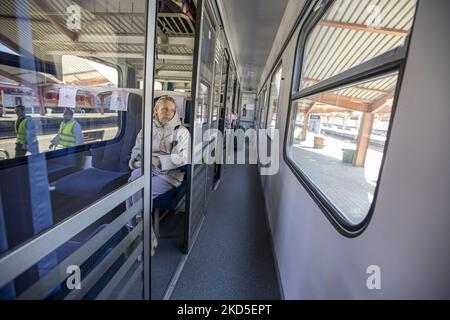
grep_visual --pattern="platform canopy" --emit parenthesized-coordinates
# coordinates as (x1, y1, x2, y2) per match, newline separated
(0, 0, 195, 89)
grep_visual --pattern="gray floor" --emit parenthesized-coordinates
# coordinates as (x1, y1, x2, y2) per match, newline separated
(291, 146, 376, 224)
(171, 164, 281, 300)
(151, 213, 185, 300)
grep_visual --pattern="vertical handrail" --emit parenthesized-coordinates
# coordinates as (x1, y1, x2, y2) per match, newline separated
(143, 0, 157, 300)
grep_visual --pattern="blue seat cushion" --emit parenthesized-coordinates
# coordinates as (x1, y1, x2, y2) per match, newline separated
(55, 168, 129, 200)
(153, 180, 187, 210)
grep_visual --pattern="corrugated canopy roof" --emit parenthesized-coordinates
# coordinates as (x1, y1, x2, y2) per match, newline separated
(0, 0, 194, 87)
(297, 0, 417, 115)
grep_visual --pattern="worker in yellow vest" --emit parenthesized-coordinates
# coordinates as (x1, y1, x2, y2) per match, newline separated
(14, 105, 39, 157)
(49, 107, 83, 149)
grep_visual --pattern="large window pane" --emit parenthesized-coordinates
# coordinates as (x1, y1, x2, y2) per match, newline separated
(200, 12, 215, 81)
(211, 37, 224, 123)
(300, 0, 417, 90)
(239, 92, 255, 130)
(224, 69, 235, 129)
(0, 55, 122, 159)
(197, 81, 210, 124)
(0, 0, 146, 258)
(195, 12, 215, 127)
(258, 87, 268, 129)
(266, 65, 282, 137)
(287, 72, 399, 225)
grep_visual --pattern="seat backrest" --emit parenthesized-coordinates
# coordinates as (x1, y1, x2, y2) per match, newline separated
(154, 92, 190, 125)
(179, 164, 189, 175)
(0, 193, 15, 299)
(92, 93, 142, 172)
(153, 165, 189, 210)
(47, 147, 84, 169)
(0, 155, 58, 297)
(184, 99, 191, 125)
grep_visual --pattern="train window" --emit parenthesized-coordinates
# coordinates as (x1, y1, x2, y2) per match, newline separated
(196, 11, 215, 127)
(212, 40, 224, 123)
(299, 0, 417, 91)
(0, 0, 146, 255)
(266, 64, 282, 138)
(257, 94, 262, 128)
(239, 92, 255, 129)
(199, 12, 216, 86)
(259, 87, 268, 129)
(286, 0, 418, 234)
(254, 94, 260, 126)
(198, 81, 210, 124)
(224, 69, 235, 129)
(0, 57, 122, 160)
(212, 99, 219, 123)
(288, 72, 399, 225)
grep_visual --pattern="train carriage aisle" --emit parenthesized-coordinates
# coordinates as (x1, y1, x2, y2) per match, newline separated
(1, 0, 449, 303)
(170, 162, 281, 300)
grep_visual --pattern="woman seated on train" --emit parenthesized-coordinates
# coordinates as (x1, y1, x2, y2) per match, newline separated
(126, 95, 190, 255)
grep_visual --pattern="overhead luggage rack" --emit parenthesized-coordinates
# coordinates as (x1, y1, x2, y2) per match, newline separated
(157, 13, 195, 37)
(155, 13, 195, 89)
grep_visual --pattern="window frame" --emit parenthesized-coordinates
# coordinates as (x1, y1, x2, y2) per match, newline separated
(198, 78, 211, 125)
(283, 0, 418, 237)
(0, 55, 127, 169)
(211, 46, 225, 124)
(255, 93, 261, 127)
(257, 89, 263, 128)
(259, 86, 269, 129)
(266, 61, 283, 137)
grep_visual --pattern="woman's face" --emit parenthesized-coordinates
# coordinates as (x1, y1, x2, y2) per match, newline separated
(156, 100, 177, 124)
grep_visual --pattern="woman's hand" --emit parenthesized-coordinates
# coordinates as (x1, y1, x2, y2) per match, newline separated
(134, 160, 142, 168)
(152, 156, 161, 169)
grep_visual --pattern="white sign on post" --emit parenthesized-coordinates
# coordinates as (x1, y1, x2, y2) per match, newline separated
(1, 90, 33, 109)
(58, 86, 79, 107)
(110, 89, 129, 111)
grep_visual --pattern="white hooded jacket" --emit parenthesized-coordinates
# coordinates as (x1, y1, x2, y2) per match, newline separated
(129, 111, 190, 187)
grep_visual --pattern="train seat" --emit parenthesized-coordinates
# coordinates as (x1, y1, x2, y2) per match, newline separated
(0, 196, 15, 299)
(54, 93, 142, 203)
(149, 93, 189, 214)
(0, 156, 58, 297)
(153, 165, 188, 238)
(46, 149, 84, 183)
(151, 95, 190, 238)
(154, 92, 191, 125)
(0, 160, 128, 299)
(153, 167, 188, 210)
(55, 168, 129, 200)
(183, 99, 191, 124)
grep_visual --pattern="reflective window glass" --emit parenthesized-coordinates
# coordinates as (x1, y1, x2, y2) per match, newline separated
(300, 0, 417, 90)
(288, 72, 399, 225)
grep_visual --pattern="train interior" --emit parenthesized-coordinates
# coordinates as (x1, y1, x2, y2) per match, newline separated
(0, 0, 449, 300)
